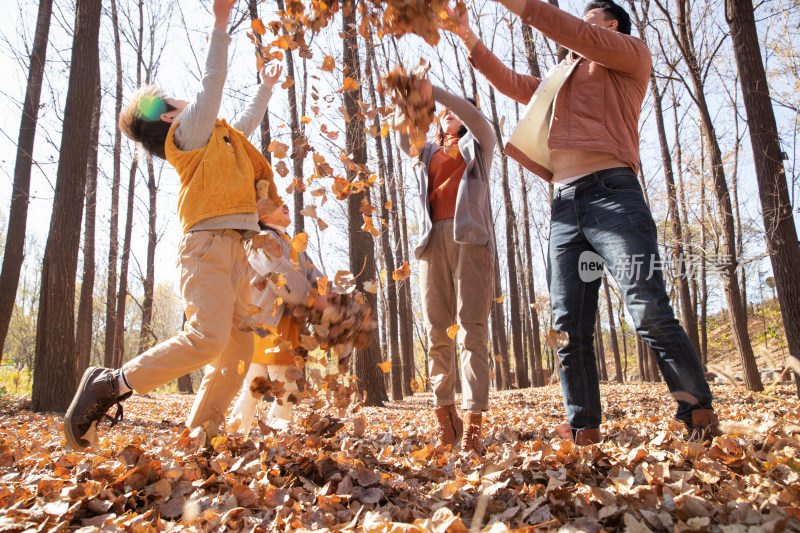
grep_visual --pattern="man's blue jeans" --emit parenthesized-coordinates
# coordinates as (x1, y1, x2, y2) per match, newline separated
(547, 167, 713, 432)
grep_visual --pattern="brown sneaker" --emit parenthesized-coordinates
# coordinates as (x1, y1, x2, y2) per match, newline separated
(64, 367, 132, 451)
(462, 412, 483, 455)
(434, 404, 463, 450)
(685, 409, 721, 442)
(555, 422, 602, 445)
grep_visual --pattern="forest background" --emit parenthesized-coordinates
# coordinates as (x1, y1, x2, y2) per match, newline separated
(0, 0, 799, 405)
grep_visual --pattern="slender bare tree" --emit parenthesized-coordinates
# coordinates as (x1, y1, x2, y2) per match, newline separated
(0, 0, 54, 360)
(32, 0, 103, 413)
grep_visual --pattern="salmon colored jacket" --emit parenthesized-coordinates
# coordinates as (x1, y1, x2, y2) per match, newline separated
(468, 0, 652, 182)
(165, 118, 281, 234)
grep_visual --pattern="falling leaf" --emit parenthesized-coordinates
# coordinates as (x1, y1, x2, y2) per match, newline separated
(281, 77, 295, 89)
(317, 218, 329, 231)
(268, 140, 289, 159)
(353, 415, 366, 437)
(544, 328, 570, 350)
(299, 205, 318, 218)
(334, 270, 357, 293)
(342, 77, 359, 92)
(392, 262, 411, 281)
(251, 18, 267, 35)
(291, 233, 308, 254)
(361, 215, 380, 238)
(384, 201, 392, 209)
(377, 361, 391, 373)
(275, 160, 290, 178)
(363, 280, 379, 294)
(360, 198, 377, 215)
(321, 55, 335, 72)
(494, 294, 505, 304)
(446, 324, 460, 340)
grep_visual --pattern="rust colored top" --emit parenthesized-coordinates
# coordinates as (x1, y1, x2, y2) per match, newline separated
(427, 134, 466, 221)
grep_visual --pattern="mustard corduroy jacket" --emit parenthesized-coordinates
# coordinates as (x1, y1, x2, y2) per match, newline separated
(165, 118, 281, 234)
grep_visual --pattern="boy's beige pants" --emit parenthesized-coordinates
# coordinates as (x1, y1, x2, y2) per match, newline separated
(420, 219, 493, 411)
(123, 229, 254, 434)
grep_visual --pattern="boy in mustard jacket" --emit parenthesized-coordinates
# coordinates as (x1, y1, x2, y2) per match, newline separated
(64, 0, 285, 451)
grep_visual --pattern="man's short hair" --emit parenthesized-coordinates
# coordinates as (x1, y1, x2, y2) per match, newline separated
(585, 0, 632, 35)
(119, 85, 177, 160)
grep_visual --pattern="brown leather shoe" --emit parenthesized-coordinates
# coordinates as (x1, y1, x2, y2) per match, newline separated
(685, 409, 721, 442)
(434, 404, 463, 450)
(555, 422, 602, 445)
(462, 412, 483, 455)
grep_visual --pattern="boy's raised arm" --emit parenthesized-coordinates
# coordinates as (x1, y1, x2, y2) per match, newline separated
(233, 65, 282, 137)
(173, 0, 236, 150)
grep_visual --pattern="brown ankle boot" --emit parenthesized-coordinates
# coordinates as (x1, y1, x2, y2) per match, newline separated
(462, 412, 483, 455)
(686, 409, 721, 442)
(434, 404, 463, 450)
(554, 422, 601, 445)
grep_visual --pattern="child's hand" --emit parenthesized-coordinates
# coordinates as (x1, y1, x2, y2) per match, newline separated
(213, 0, 237, 31)
(260, 64, 284, 89)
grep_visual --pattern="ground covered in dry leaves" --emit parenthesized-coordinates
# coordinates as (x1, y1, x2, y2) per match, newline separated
(0, 383, 799, 532)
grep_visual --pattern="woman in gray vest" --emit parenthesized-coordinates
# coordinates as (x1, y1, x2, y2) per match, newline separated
(395, 80, 495, 455)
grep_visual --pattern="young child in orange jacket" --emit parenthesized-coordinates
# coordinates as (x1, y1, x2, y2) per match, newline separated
(228, 200, 328, 438)
(64, 0, 286, 451)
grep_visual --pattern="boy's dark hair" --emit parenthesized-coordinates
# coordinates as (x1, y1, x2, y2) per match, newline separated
(119, 85, 177, 160)
(435, 97, 478, 146)
(584, 0, 631, 35)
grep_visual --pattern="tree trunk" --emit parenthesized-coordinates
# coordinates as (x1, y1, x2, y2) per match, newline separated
(113, 157, 138, 368)
(665, 0, 762, 391)
(32, 0, 103, 413)
(386, 116, 415, 396)
(602, 275, 622, 382)
(594, 312, 607, 381)
(492, 251, 511, 389)
(647, 343, 660, 383)
(486, 85, 528, 389)
(138, 156, 157, 354)
(654, 79, 700, 357)
(178, 374, 194, 394)
(727, 0, 800, 395)
(0, 0, 54, 360)
(700, 167, 709, 369)
(248, 0, 271, 159)
(520, 171, 543, 386)
(273, 0, 305, 234)
(105, 0, 124, 368)
(636, 334, 647, 382)
(76, 81, 102, 378)
(364, 40, 401, 401)
(618, 301, 628, 382)
(342, 1, 386, 406)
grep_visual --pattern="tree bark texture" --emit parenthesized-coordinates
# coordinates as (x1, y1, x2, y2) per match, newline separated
(663, 0, 762, 391)
(32, 0, 103, 413)
(0, 0, 54, 360)
(486, 85, 528, 389)
(342, 2, 386, 406)
(76, 81, 102, 378)
(138, 155, 157, 354)
(727, 0, 800, 396)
